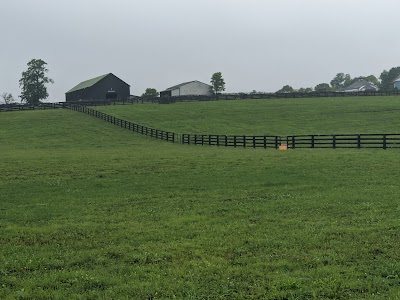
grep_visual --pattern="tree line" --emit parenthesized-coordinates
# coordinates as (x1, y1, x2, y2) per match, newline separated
(2, 59, 400, 105)
(276, 67, 400, 93)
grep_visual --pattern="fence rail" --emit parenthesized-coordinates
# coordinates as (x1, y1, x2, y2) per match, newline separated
(181, 134, 280, 149)
(285, 134, 400, 149)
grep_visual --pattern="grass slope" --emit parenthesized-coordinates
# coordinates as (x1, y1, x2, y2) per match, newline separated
(0, 109, 399, 299)
(98, 96, 400, 135)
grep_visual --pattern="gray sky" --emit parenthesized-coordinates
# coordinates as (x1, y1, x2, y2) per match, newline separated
(1, 0, 399, 102)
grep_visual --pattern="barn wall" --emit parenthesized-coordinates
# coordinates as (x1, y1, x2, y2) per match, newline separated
(171, 89, 180, 97)
(66, 74, 130, 102)
(88, 75, 130, 100)
(179, 81, 213, 96)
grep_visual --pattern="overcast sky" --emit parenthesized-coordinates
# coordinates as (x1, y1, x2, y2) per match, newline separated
(1, 0, 399, 102)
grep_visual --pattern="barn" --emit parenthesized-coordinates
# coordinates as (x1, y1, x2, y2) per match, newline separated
(66, 73, 130, 102)
(338, 79, 378, 92)
(160, 80, 213, 97)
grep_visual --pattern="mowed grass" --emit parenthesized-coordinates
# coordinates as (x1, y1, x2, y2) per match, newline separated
(98, 96, 400, 135)
(0, 108, 400, 299)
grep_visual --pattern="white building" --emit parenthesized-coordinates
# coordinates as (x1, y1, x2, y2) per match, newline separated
(394, 76, 400, 90)
(160, 80, 213, 97)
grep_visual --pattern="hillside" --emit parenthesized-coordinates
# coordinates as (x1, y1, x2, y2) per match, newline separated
(0, 109, 399, 299)
(97, 96, 400, 135)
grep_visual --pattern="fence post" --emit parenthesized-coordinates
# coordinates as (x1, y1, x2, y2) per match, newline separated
(195, 134, 198, 145)
(253, 136, 256, 148)
(311, 135, 315, 148)
(292, 136, 295, 149)
(383, 134, 387, 150)
(357, 134, 361, 149)
(217, 135, 219, 146)
(225, 135, 228, 147)
(333, 135, 336, 149)
(243, 135, 246, 148)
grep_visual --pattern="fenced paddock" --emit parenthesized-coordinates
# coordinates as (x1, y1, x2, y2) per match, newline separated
(68, 105, 400, 150)
(3, 102, 399, 150)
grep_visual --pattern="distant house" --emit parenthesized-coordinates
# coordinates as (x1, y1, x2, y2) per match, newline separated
(338, 79, 378, 92)
(394, 76, 400, 90)
(160, 80, 213, 97)
(66, 73, 130, 102)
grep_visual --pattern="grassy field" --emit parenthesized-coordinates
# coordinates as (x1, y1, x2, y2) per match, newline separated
(97, 96, 400, 135)
(0, 102, 400, 299)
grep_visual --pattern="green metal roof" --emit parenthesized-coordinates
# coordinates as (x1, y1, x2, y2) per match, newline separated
(66, 73, 110, 93)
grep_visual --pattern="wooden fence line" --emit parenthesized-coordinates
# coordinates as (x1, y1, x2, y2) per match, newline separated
(68, 104, 400, 150)
(285, 134, 400, 149)
(1, 90, 400, 111)
(3, 103, 398, 150)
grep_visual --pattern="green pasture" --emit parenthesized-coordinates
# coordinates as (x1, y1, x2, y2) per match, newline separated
(0, 102, 399, 299)
(98, 96, 400, 135)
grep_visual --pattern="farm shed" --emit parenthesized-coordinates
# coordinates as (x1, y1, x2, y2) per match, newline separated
(394, 76, 400, 90)
(160, 80, 213, 97)
(66, 73, 130, 102)
(338, 79, 378, 92)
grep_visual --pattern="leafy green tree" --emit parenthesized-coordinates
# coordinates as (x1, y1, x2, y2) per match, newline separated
(298, 87, 313, 93)
(19, 59, 53, 105)
(276, 85, 295, 93)
(314, 83, 334, 92)
(210, 72, 226, 95)
(330, 73, 352, 89)
(142, 88, 159, 98)
(364, 75, 380, 87)
(380, 67, 400, 91)
(1, 92, 15, 105)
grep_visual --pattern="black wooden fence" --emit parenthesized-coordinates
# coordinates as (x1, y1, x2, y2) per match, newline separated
(2, 90, 399, 111)
(285, 134, 400, 149)
(4, 103, 397, 150)
(181, 134, 280, 149)
(0, 102, 65, 112)
(68, 105, 399, 150)
(68, 104, 175, 143)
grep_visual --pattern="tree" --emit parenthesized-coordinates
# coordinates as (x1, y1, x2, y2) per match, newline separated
(330, 73, 352, 89)
(210, 72, 225, 95)
(19, 59, 54, 105)
(364, 75, 380, 87)
(380, 67, 400, 91)
(314, 83, 334, 92)
(1, 92, 15, 105)
(276, 85, 295, 93)
(298, 87, 313, 93)
(142, 88, 159, 98)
